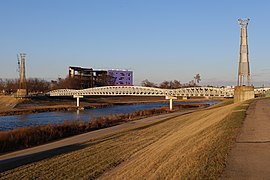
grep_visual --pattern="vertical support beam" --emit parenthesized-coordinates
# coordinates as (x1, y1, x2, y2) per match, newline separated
(76, 97, 80, 107)
(165, 96, 177, 111)
(182, 96, 188, 100)
(73, 95, 84, 107)
(169, 98, 173, 111)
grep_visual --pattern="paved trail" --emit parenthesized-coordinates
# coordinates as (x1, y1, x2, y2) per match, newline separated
(222, 98, 270, 179)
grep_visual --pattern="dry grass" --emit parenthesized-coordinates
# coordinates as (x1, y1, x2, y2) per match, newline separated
(207, 98, 233, 109)
(0, 99, 252, 179)
(0, 95, 21, 111)
(0, 108, 174, 154)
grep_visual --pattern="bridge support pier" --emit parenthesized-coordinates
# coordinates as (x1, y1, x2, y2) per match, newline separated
(182, 96, 188, 100)
(73, 95, 84, 107)
(234, 86, 254, 103)
(165, 96, 177, 111)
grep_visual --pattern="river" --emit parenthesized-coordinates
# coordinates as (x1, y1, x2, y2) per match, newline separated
(0, 101, 220, 131)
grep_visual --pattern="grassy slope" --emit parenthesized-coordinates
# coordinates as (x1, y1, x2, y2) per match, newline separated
(0, 99, 253, 179)
(0, 96, 21, 111)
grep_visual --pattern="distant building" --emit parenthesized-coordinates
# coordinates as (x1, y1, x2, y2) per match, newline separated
(69, 66, 109, 88)
(108, 70, 133, 86)
(68, 66, 133, 88)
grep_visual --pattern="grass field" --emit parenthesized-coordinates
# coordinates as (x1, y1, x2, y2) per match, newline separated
(0, 99, 252, 179)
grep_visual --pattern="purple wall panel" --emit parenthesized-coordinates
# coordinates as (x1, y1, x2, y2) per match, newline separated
(108, 70, 133, 86)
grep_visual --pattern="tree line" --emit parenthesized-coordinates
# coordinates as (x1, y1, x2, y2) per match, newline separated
(0, 77, 78, 94)
(141, 74, 201, 89)
(0, 75, 115, 95)
(0, 74, 201, 94)
(0, 78, 50, 94)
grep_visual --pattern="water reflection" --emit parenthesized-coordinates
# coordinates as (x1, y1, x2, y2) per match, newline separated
(17, 114, 30, 122)
(76, 109, 80, 119)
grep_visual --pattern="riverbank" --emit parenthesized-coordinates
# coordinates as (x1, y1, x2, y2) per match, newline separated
(0, 96, 164, 116)
(0, 104, 209, 154)
(0, 95, 222, 116)
(0, 105, 78, 116)
(0, 99, 253, 178)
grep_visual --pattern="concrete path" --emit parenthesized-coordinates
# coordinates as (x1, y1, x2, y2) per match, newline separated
(0, 110, 194, 172)
(222, 98, 270, 179)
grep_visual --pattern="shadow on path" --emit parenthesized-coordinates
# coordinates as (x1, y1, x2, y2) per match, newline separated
(0, 143, 88, 172)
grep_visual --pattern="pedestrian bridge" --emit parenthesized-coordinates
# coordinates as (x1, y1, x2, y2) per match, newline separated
(49, 86, 269, 109)
(49, 86, 234, 98)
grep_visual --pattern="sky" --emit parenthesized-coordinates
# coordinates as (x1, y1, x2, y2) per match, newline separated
(1, 0, 270, 87)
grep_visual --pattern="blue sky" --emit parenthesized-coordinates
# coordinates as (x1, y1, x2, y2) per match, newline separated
(1, 0, 270, 86)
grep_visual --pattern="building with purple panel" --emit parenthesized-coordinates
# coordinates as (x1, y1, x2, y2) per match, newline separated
(68, 66, 133, 88)
(108, 69, 133, 86)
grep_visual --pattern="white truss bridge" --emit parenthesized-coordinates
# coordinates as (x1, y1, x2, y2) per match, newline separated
(49, 86, 235, 98)
(49, 86, 269, 109)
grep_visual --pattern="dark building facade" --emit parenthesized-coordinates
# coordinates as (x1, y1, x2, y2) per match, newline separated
(68, 66, 133, 89)
(69, 66, 133, 89)
(69, 66, 110, 88)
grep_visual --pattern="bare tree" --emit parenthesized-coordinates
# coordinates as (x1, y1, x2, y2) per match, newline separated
(95, 74, 113, 87)
(159, 80, 182, 89)
(5, 79, 18, 94)
(0, 79, 4, 89)
(51, 77, 82, 90)
(27, 78, 50, 93)
(159, 80, 170, 89)
(194, 74, 201, 85)
(142, 78, 199, 89)
(141, 79, 157, 87)
(0, 79, 5, 94)
(188, 80, 196, 87)
(171, 80, 182, 89)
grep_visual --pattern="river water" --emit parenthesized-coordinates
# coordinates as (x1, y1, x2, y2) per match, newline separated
(0, 101, 220, 131)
